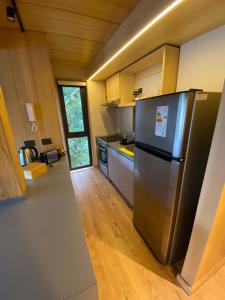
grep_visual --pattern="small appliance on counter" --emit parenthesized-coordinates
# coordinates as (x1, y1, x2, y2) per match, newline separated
(18, 140, 38, 166)
(96, 134, 121, 177)
(39, 137, 64, 165)
(40, 149, 62, 165)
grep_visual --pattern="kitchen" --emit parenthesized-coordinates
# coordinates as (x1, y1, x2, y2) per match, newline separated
(0, 1, 225, 299)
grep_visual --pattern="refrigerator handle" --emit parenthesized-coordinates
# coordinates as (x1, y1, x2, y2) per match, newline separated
(135, 141, 185, 162)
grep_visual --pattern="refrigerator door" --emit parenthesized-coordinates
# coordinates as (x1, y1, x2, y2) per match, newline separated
(135, 92, 194, 158)
(133, 147, 183, 264)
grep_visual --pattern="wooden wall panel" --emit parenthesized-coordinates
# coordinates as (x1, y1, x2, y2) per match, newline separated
(4, 29, 44, 151)
(87, 80, 117, 165)
(0, 28, 63, 152)
(0, 87, 26, 201)
(26, 31, 63, 150)
(0, 29, 32, 148)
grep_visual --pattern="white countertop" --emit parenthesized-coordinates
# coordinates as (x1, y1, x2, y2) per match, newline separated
(0, 158, 97, 300)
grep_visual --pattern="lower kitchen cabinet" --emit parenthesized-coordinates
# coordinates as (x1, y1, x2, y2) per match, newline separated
(108, 147, 120, 188)
(108, 147, 134, 206)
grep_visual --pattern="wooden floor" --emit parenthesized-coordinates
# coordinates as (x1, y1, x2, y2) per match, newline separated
(71, 168, 225, 300)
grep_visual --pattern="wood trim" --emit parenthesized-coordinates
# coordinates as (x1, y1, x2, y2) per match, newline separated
(57, 81, 87, 86)
(177, 258, 225, 295)
(176, 274, 192, 295)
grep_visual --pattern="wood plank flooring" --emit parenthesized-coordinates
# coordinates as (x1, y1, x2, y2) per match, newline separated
(71, 168, 225, 300)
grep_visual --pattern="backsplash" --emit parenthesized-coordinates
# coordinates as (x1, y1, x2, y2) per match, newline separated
(116, 107, 134, 136)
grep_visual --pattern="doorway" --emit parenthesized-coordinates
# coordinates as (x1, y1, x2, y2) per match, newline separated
(58, 83, 92, 170)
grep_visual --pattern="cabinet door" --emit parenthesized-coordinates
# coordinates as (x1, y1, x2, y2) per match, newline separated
(118, 155, 134, 206)
(108, 147, 120, 187)
(119, 72, 135, 104)
(106, 73, 120, 102)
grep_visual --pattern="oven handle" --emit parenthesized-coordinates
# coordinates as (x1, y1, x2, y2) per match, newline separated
(98, 146, 107, 152)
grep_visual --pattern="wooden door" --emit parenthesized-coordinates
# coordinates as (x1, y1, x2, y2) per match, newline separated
(0, 87, 26, 201)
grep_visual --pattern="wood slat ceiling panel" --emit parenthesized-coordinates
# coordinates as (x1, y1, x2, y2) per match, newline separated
(0, 0, 139, 70)
(17, 0, 139, 24)
(50, 49, 94, 66)
(46, 33, 103, 55)
(17, 2, 119, 42)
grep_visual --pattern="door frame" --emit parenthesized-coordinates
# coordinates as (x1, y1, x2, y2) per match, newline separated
(57, 81, 93, 171)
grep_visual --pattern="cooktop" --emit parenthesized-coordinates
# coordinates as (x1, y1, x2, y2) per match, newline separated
(97, 134, 122, 143)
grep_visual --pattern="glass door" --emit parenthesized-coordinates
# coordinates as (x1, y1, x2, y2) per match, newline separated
(58, 84, 92, 170)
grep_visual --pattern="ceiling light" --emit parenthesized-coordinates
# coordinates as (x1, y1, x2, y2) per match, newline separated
(6, 6, 16, 22)
(6, 0, 25, 32)
(89, 0, 183, 80)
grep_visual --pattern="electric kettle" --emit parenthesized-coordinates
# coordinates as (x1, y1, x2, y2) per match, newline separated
(18, 146, 38, 166)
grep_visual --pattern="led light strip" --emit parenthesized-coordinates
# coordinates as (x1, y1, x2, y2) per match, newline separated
(89, 0, 183, 80)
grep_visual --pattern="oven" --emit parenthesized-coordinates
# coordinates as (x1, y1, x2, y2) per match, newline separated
(96, 138, 108, 177)
(96, 135, 121, 177)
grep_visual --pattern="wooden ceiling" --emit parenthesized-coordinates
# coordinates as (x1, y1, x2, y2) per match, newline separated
(89, 0, 225, 80)
(0, 0, 139, 67)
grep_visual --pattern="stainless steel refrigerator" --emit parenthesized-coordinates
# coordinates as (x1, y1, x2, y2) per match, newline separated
(133, 90, 221, 264)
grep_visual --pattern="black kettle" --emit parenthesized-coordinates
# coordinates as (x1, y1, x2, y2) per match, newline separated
(18, 146, 38, 166)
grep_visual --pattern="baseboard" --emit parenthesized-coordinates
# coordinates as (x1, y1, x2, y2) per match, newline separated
(176, 274, 192, 295)
(177, 258, 225, 294)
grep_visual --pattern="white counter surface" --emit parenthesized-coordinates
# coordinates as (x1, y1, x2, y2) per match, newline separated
(0, 158, 97, 300)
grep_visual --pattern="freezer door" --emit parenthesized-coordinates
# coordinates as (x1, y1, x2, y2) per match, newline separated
(133, 147, 183, 264)
(135, 92, 194, 158)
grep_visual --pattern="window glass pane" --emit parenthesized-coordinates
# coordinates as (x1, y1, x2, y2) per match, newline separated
(62, 86, 84, 132)
(68, 137, 90, 169)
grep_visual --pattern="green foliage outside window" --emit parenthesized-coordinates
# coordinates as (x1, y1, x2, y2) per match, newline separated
(62, 86, 90, 169)
(68, 137, 90, 169)
(62, 86, 84, 132)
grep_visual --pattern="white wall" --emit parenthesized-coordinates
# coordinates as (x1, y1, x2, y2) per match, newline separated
(177, 25, 225, 92)
(135, 72, 162, 98)
(134, 63, 163, 98)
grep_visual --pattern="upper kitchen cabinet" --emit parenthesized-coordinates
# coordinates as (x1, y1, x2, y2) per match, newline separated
(104, 45, 180, 106)
(105, 72, 135, 105)
(125, 45, 180, 99)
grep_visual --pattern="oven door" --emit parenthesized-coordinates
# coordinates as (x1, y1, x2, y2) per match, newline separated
(97, 145, 108, 177)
